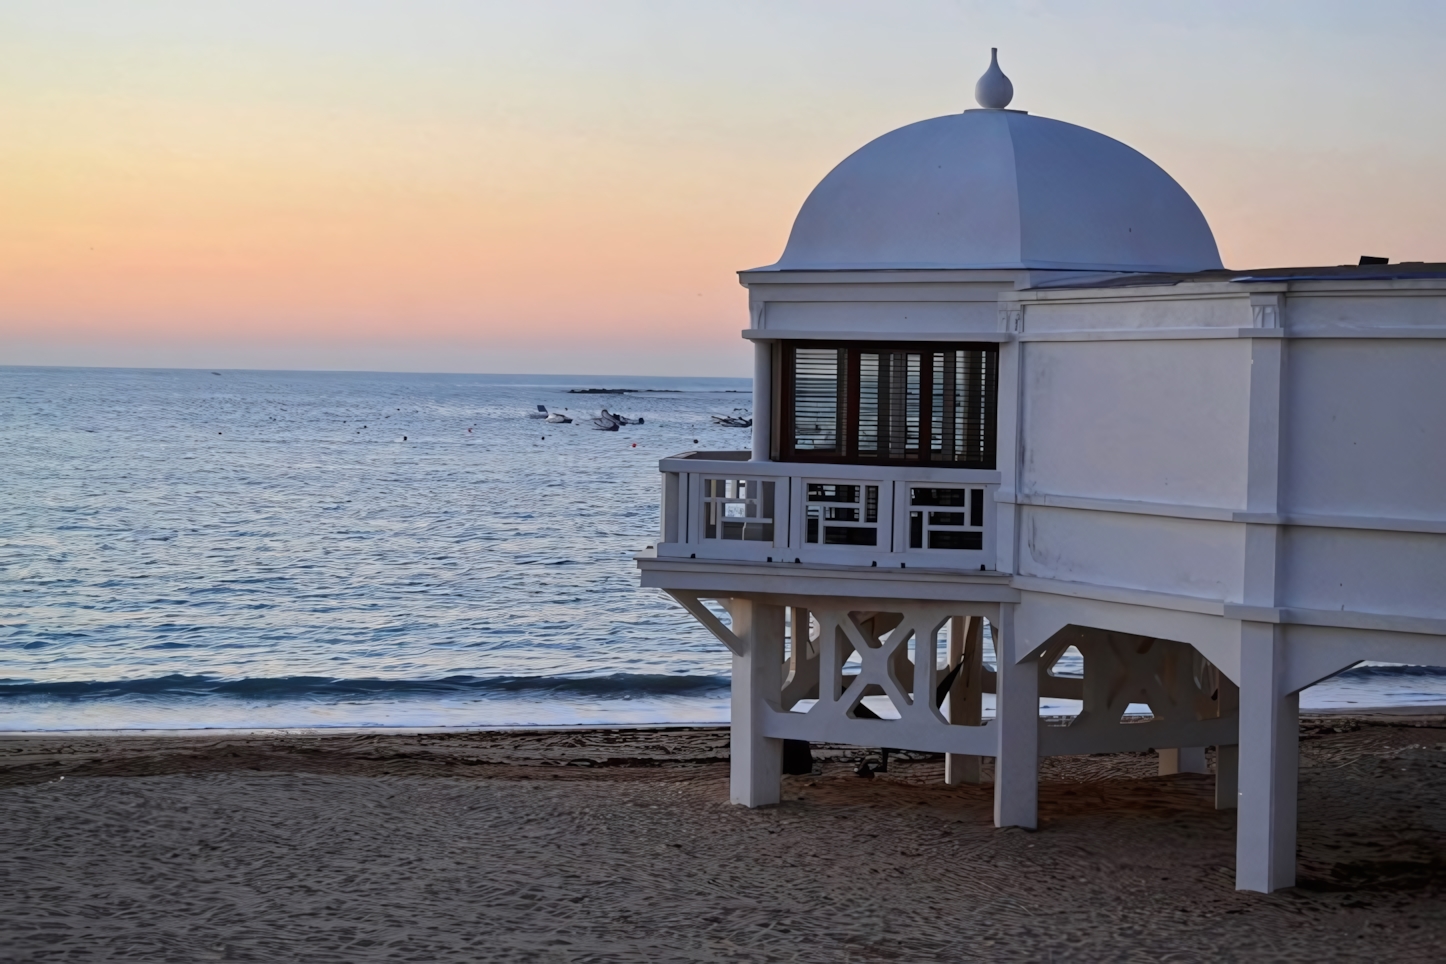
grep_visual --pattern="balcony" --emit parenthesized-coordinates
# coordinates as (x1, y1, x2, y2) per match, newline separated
(657, 451, 999, 571)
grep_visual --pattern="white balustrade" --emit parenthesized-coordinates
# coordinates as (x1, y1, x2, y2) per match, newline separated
(656, 451, 999, 571)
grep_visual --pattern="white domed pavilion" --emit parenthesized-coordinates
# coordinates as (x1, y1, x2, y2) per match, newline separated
(638, 50, 1446, 895)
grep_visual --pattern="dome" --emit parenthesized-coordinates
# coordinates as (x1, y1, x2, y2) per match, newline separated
(768, 108, 1223, 273)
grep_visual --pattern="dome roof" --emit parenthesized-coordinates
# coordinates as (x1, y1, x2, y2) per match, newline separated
(768, 108, 1222, 273)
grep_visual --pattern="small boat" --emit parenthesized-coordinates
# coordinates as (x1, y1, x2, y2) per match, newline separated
(711, 414, 753, 428)
(603, 408, 644, 426)
(545, 411, 572, 424)
(527, 405, 550, 419)
(594, 408, 648, 430)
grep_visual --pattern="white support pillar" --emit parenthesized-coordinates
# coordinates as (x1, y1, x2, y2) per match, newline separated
(1236, 621, 1298, 892)
(751, 341, 772, 462)
(1235, 326, 1287, 885)
(729, 599, 784, 807)
(946, 616, 984, 785)
(992, 606, 1038, 829)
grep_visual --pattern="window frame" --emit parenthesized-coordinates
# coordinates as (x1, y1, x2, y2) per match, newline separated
(777, 340, 999, 470)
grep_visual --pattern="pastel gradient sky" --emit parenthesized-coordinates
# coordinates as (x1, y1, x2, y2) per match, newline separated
(4, 1, 1445, 377)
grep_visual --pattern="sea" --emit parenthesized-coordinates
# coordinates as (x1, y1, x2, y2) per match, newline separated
(2, 365, 1443, 732)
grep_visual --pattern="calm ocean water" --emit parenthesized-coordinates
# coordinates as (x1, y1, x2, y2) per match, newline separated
(2, 366, 1442, 731)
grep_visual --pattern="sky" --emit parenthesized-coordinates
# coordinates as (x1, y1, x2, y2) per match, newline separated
(3, 1, 1445, 377)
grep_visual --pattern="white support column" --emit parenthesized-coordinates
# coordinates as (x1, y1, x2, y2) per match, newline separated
(946, 616, 984, 785)
(1235, 300, 1289, 887)
(1236, 621, 1298, 892)
(992, 606, 1038, 829)
(729, 599, 784, 807)
(751, 341, 772, 462)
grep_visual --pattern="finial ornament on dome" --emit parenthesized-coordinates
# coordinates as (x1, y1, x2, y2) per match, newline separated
(974, 47, 1013, 109)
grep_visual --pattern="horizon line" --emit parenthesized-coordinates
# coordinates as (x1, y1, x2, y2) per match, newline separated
(0, 362, 753, 382)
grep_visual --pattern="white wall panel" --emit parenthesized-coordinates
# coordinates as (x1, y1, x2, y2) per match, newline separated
(1020, 339, 1251, 508)
(1284, 339, 1446, 519)
(1022, 296, 1246, 332)
(1281, 527, 1446, 620)
(1287, 293, 1446, 334)
(1018, 506, 1243, 601)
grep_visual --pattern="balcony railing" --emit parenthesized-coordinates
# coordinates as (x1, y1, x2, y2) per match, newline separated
(657, 451, 999, 571)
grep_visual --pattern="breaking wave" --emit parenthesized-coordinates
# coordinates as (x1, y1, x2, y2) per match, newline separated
(0, 673, 732, 703)
(1334, 664, 1446, 679)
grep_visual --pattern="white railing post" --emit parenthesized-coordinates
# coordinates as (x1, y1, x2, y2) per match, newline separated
(985, 482, 999, 571)
(775, 472, 791, 550)
(685, 473, 701, 546)
(661, 472, 680, 544)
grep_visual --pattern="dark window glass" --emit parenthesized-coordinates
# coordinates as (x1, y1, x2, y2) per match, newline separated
(858, 352, 879, 455)
(782, 342, 996, 468)
(928, 530, 983, 550)
(791, 348, 845, 452)
(906, 485, 985, 552)
(825, 526, 877, 546)
(806, 483, 859, 503)
(805, 482, 876, 547)
(911, 487, 968, 507)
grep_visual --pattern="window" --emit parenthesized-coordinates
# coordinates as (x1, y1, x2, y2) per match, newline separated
(791, 348, 845, 451)
(780, 342, 998, 468)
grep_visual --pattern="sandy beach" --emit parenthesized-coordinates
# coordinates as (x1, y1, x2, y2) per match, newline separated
(2, 716, 1444, 962)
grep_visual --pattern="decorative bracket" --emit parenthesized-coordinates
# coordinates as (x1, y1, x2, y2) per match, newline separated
(749, 301, 766, 331)
(1249, 293, 1284, 329)
(666, 591, 746, 656)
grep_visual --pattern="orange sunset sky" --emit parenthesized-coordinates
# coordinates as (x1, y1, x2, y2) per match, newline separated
(3, 1, 1445, 377)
